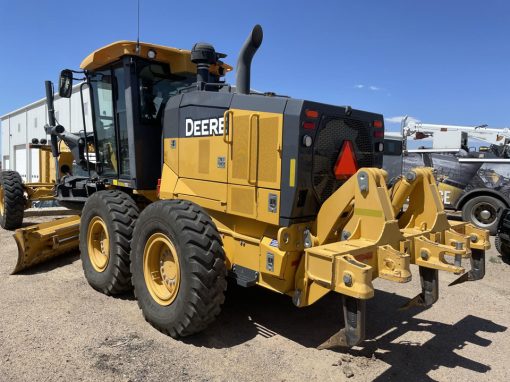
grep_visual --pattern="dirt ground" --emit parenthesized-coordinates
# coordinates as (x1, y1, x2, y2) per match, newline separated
(0, 216, 509, 382)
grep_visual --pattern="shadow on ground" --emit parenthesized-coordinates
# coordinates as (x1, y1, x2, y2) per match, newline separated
(184, 283, 506, 381)
(7, 230, 506, 380)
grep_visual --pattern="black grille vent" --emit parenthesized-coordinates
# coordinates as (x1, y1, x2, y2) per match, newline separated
(312, 118, 373, 204)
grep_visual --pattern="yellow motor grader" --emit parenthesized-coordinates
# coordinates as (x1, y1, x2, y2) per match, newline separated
(6, 25, 489, 348)
(0, 145, 74, 230)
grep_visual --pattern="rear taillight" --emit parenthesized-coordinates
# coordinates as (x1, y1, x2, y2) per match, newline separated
(373, 130, 384, 138)
(373, 120, 383, 128)
(305, 109, 319, 118)
(303, 121, 315, 130)
(334, 140, 358, 180)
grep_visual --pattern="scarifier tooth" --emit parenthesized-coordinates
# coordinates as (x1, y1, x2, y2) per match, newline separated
(399, 267, 438, 310)
(449, 248, 486, 285)
(317, 328, 352, 350)
(318, 296, 365, 349)
(448, 273, 470, 286)
(398, 294, 427, 311)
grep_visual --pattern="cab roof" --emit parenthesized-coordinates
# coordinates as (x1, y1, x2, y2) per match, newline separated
(80, 40, 232, 76)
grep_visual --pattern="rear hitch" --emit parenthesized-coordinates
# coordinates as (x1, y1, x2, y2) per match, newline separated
(318, 296, 366, 350)
(400, 267, 439, 310)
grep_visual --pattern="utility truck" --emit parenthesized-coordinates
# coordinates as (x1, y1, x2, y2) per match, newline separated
(401, 117, 510, 234)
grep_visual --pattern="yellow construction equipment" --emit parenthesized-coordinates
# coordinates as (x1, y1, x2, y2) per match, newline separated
(8, 25, 489, 348)
(0, 143, 74, 230)
(12, 215, 80, 274)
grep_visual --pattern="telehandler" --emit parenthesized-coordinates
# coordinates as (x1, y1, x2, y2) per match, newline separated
(6, 25, 489, 348)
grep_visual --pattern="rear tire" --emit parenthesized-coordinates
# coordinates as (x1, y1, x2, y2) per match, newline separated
(79, 190, 139, 295)
(0, 171, 25, 230)
(495, 235, 510, 259)
(131, 200, 226, 337)
(462, 195, 505, 235)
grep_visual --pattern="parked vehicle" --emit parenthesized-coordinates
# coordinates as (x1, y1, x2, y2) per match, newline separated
(383, 118, 510, 234)
(495, 208, 510, 260)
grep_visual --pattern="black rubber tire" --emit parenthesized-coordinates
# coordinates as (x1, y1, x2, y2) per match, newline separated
(461, 195, 505, 235)
(495, 235, 510, 259)
(131, 199, 227, 337)
(79, 190, 139, 295)
(0, 171, 25, 230)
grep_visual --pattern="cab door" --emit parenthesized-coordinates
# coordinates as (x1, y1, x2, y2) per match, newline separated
(89, 69, 118, 178)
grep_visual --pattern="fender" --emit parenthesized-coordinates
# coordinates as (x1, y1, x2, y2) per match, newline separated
(454, 187, 510, 210)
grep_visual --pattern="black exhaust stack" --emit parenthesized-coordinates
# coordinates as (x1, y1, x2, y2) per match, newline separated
(236, 25, 263, 95)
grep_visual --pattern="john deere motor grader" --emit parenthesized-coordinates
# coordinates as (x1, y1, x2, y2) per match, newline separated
(10, 25, 489, 348)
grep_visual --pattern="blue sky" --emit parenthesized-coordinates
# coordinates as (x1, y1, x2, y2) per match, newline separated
(0, 0, 508, 132)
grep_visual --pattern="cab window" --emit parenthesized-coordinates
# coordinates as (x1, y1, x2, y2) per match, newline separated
(137, 61, 194, 125)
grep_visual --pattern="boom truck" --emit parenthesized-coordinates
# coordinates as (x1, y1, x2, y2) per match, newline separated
(1, 26, 489, 348)
(402, 117, 510, 234)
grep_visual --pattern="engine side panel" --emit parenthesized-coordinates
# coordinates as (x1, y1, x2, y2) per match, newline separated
(161, 91, 383, 227)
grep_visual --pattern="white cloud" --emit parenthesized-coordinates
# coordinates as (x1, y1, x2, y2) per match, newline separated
(354, 84, 383, 91)
(385, 115, 421, 124)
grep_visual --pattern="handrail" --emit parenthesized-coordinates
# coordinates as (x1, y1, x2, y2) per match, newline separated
(248, 113, 259, 185)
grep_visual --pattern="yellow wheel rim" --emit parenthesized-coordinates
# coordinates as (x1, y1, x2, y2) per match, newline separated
(143, 233, 181, 306)
(87, 216, 110, 272)
(0, 185, 4, 217)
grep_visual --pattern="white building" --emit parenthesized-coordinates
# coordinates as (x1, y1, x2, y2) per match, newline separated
(1, 84, 92, 182)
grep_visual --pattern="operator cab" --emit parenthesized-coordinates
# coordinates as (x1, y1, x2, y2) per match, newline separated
(58, 41, 231, 190)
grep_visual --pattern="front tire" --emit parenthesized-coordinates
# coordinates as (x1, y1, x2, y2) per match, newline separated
(0, 171, 25, 230)
(131, 200, 226, 337)
(462, 195, 505, 235)
(79, 190, 139, 295)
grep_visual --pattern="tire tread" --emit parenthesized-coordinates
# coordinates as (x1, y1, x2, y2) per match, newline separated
(0, 171, 25, 230)
(80, 190, 139, 295)
(131, 199, 226, 337)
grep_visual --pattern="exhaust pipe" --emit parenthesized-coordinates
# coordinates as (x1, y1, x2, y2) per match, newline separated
(236, 24, 263, 95)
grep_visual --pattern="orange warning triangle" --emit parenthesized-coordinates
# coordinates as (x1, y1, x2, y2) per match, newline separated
(334, 140, 358, 180)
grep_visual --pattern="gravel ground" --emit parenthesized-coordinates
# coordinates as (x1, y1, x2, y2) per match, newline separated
(0, 216, 509, 382)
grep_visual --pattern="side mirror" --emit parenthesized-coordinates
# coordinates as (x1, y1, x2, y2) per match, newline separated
(58, 69, 73, 98)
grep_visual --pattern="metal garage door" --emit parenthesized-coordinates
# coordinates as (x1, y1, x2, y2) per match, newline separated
(30, 148, 40, 182)
(15, 146, 27, 182)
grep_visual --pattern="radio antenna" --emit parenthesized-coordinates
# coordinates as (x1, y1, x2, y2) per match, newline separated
(136, 0, 141, 54)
